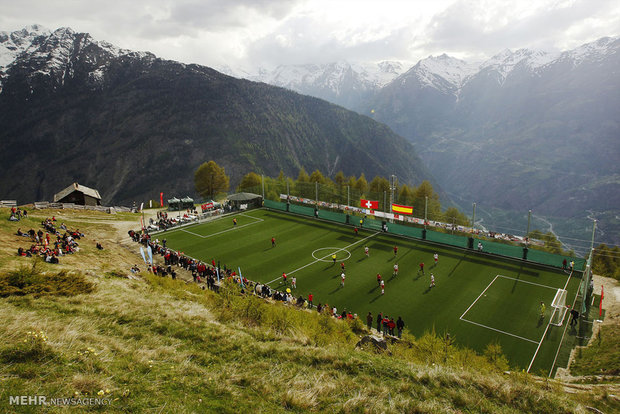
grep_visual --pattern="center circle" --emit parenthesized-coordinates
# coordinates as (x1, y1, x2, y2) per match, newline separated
(312, 247, 352, 262)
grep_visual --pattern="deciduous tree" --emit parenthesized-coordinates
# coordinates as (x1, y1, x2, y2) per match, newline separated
(194, 161, 230, 199)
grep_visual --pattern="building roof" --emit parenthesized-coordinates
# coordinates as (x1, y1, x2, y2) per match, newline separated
(227, 192, 262, 201)
(53, 182, 102, 202)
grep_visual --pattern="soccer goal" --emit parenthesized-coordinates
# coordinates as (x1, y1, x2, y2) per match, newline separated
(550, 289, 568, 326)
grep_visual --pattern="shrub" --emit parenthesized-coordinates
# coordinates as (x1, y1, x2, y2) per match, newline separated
(0, 261, 95, 297)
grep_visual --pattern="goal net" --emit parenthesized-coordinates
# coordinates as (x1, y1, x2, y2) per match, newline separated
(550, 289, 568, 326)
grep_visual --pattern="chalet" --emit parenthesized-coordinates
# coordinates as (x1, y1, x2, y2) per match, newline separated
(53, 182, 102, 206)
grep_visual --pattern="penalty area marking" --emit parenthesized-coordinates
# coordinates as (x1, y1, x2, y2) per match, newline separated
(312, 247, 351, 262)
(459, 274, 540, 345)
(179, 214, 264, 239)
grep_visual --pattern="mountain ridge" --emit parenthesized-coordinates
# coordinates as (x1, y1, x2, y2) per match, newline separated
(0, 25, 435, 206)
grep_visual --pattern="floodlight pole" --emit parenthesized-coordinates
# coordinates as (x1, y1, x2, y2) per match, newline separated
(526, 210, 532, 247)
(286, 180, 289, 199)
(424, 196, 428, 229)
(589, 219, 597, 254)
(383, 191, 387, 213)
(347, 185, 350, 208)
(315, 182, 318, 204)
(472, 202, 476, 230)
(261, 175, 265, 200)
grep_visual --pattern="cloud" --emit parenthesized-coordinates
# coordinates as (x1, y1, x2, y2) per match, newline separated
(423, 0, 620, 56)
(0, 0, 618, 69)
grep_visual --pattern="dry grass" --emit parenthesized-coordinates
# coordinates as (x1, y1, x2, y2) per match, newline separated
(0, 207, 615, 413)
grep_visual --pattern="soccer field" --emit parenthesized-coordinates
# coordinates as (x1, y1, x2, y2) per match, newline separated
(159, 208, 582, 374)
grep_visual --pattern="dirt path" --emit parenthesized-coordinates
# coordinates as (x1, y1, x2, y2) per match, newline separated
(554, 274, 620, 382)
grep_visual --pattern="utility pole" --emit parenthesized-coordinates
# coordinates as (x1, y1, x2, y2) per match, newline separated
(472, 202, 476, 230)
(424, 196, 428, 229)
(526, 210, 532, 247)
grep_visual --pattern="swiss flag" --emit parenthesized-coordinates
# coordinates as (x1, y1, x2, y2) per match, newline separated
(360, 199, 379, 209)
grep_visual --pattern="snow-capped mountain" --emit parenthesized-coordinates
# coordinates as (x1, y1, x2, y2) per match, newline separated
(0, 25, 153, 94)
(233, 60, 409, 108)
(364, 35, 620, 246)
(0, 25, 433, 207)
(242, 37, 618, 110)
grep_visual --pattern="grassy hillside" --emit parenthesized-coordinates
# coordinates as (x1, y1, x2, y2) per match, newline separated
(0, 207, 617, 413)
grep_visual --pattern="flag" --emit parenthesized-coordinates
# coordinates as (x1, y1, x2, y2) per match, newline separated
(147, 245, 153, 265)
(392, 203, 413, 215)
(600, 285, 604, 317)
(360, 199, 379, 209)
(238, 267, 244, 288)
(160, 192, 164, 207)
(139, 247, 147, 264)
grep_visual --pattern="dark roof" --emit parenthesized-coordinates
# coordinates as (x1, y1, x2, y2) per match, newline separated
(227, 192, 262, 201)
(53, 182, 101, 202)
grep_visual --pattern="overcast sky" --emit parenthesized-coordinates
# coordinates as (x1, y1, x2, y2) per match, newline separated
(2, 0, 619, 71)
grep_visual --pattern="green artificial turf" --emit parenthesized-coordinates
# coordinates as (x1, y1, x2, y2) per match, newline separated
(159, 208, 582, 372)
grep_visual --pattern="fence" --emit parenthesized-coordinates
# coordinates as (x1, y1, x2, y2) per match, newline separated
(31, 201, 133, 214)
(263, 198, 585, 270)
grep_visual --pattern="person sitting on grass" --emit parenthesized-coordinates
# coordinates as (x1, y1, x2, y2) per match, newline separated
(96, 241, 104, 250)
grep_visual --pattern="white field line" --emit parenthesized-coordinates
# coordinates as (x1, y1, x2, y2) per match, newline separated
(460, 318, 539, 344)
(460, 275, 499, 320)
(539, 270, 578, 376)
(527, 271, 579, 372)
(497, 275, 559, 290)
(180, 215, 264, 239)
(460, 273, 559, 345)
(265, 232, 380, 286)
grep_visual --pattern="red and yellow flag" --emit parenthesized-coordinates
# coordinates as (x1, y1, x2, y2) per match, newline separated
(392, 203, 413, 215)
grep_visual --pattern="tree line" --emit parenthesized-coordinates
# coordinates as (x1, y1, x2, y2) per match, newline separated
(193, 160, 469, 225)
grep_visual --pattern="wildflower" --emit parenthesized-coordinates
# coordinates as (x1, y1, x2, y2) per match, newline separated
(98, 390, 105, 396)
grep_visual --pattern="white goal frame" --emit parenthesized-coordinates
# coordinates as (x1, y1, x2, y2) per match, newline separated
(550, 289, 568, 326)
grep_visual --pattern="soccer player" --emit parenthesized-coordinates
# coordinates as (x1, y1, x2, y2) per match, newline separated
(271, 237, 276, 247)
(477, 242, 483, 252)
(233, 218, 237, 226)
(291, 277, 297, 289)
(364, 246, 369, 257)
(341, 272, 346, 287)
(433, 253, 438, 266)
(308, 293, 313, 308)
(282, 272, 287, 285)
(393, 245, 398, 256)
(419, 262, 425, 275)
(354, 227, 359, 236)
(377, 273, 382, 285)
(380, 279, 385, 295)
(539, 302, 546, 319)
(341, 262, 345, 271)
(332, 254, 337, 264)
(393, 263, 399, 277)
(430, 273, 435, 288)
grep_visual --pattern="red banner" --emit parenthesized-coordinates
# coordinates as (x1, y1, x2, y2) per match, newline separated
(201, 202, 214, 211)
(160, 192, 163, 207)
(360, 199, 379, 209)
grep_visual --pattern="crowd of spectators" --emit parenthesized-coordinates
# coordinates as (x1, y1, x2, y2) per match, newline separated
(8, 206, 28, 221)
(128, 228, 368, 324)
(15, 215, 85, 264)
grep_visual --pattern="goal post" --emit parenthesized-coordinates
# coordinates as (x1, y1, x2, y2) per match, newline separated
(550, 289, 568, 326)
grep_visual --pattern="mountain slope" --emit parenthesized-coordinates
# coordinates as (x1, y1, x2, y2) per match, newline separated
(362, 37, 620, 245)
(0, 26, 433, 205)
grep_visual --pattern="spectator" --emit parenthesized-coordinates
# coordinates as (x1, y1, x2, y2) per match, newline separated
(396, 316, 405, 338)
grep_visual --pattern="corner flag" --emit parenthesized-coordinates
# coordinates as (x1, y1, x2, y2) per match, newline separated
(600, 285, 604, 317)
